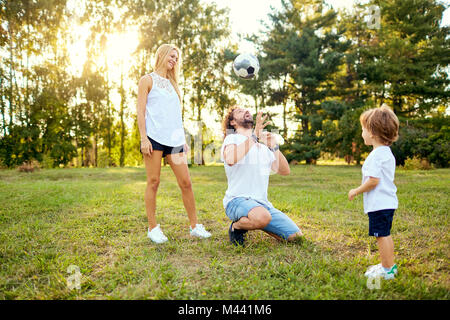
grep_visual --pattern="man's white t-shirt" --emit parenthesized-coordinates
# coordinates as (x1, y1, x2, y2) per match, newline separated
(220, 134, 276, 209)
(362, 146, 398, 213)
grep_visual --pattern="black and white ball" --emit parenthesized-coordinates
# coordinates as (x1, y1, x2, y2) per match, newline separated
(233, 53, 260, 79)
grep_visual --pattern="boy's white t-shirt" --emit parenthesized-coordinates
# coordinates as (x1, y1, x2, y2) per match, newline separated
(362, 146, 398, 213)
(220, 134, 276, 209)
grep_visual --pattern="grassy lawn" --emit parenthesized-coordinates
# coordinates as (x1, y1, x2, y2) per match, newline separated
(0, 165, 448, 300)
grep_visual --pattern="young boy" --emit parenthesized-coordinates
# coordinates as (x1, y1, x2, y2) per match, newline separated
(348, 104, 400, 280)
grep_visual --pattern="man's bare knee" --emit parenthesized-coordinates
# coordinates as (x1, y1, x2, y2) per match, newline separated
(249, 207, 272, 229)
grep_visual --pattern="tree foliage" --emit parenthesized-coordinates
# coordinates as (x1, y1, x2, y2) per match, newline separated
(0, 0, 448, 168)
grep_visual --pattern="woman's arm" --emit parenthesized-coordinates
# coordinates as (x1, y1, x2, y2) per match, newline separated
(137, 75, 153, 155)
(348, 177, 380, 201)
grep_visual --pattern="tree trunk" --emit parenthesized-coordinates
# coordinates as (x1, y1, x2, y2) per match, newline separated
(119, 73, 125, 167)
(181, 85, 185, 122)
(81, 146, 84, 167)
(8, 26, 14, 127)
(0, 76, 6, 136)
(393, 92, 402, 115)
(196, 101, 204, 165)
(282, 102, 288, 141)
(94, 135, 98, 167)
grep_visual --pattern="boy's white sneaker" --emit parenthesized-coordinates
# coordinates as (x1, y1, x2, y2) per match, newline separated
(190, 224, 211, 238)
(147, 224, 168, 244)
(364, 263, 382, 277)
(365, 264, 398, 280)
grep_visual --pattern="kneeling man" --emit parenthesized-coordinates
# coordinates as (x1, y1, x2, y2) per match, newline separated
(221, 106, 303, 246)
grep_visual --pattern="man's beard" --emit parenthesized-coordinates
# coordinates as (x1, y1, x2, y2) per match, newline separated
(237, 116, 253, 129)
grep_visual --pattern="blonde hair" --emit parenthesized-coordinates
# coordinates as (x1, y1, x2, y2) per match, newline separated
(154, 44, 182, 100)
(360, 104, 399, 146)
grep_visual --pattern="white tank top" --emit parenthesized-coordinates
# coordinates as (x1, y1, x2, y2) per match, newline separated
(145, 72, 186, 147)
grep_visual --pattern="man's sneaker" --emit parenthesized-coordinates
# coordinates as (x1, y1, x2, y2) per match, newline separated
(190, 224, 212, 238)
(228, 222, 247, 246)
(366, 264, 398, 280)
(147, 224, 168, 244)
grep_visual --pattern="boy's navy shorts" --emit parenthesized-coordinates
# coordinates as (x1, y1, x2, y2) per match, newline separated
(367, 209, 395, 237)
(140, 136, 185, 157)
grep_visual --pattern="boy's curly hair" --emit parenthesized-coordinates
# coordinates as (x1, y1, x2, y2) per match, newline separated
(222, 106, 238, 139)
(360, 104, 399, 146)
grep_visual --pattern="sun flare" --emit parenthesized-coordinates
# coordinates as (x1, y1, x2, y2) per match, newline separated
(67, 24, 139, 81)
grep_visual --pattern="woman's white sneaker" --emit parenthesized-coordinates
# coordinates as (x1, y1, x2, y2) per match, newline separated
(147, 224, 168, 244)
(190, 224, 211, 238)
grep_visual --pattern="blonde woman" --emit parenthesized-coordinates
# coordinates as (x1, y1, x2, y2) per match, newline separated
(137, 44, 211, 243)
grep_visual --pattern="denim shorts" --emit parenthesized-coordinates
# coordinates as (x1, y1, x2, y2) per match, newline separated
(225, 197, 300, 240)
(140, 136, 185, 157)
(368, 209, 395, 237)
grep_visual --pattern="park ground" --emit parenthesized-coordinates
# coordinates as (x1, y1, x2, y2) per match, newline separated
(0, 165, 448, 299)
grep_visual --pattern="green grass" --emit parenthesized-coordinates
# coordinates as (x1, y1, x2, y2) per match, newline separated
(0, 165, 448, 299)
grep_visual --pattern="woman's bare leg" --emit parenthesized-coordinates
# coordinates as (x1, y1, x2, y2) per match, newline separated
(166, 152, 198, 229)
(143, 151, 163, 230)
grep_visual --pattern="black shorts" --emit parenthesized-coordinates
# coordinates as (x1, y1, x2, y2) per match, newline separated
(368, 209, 395, 237)
(140, 136, 185, 157)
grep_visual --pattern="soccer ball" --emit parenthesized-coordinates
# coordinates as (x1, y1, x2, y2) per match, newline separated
(233, 53, 259, 79)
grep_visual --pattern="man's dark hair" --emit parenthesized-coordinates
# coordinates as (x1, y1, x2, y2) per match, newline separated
(222, 106, 238, 139)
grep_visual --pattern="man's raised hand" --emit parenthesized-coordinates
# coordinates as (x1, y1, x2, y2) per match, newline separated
(254, 111, 271, 139)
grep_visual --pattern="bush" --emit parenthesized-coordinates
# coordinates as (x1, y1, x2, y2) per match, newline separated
(391, 118, 449, 168)
(97, 150, 110, 168)
(41, 154, 55, 169)
(401, 157, 433, 170)
(17, 161, 40, 173)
